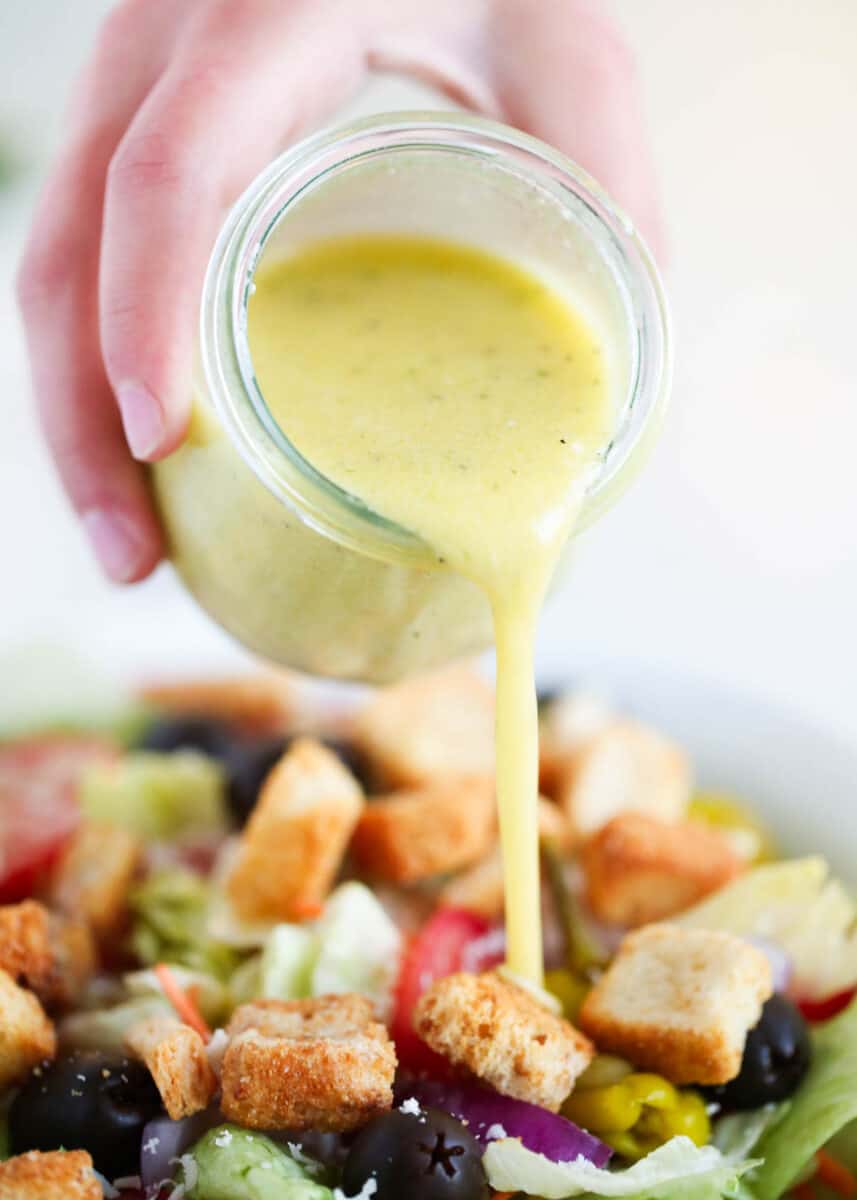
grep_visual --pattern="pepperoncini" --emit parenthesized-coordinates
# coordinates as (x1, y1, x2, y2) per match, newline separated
(563, 1072, 710, 1161)
(687, 791, 777, 864)
(544, 969, 590, 1022)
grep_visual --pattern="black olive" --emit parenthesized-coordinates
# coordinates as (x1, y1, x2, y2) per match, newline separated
(537, 687, 561, 712)
(224, 734, 294, 824)
(137, 714, 235, 759)
(706, 994, 812, 1110)
(341, 1108, 488, 1200)
(8, 1053, 163, 1181)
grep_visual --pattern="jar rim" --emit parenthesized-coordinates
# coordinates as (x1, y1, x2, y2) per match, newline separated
(200, 110, 672, 567)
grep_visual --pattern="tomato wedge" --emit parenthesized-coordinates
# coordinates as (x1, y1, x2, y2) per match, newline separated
(0, 735, 116, 902)
(798, 987, 857, 1024)
(391, 908, 505, 1073)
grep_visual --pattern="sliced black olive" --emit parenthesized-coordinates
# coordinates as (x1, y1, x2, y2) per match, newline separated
(8, 1053, 163, 1181)
(706, 994, 812, 1110)
(341, 1107, 488, 1200)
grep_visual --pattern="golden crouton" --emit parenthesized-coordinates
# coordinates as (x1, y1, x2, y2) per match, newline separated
(582, 813, 744, 928)
(555, 720, 692, 842)
(540, 690, 613, 797)
(414, 972, 594, 1111)
(50, 823, 141, 942)
(0, 1149, 101, 1199)
(579, 924, 772, 1085)
(351, 775, 496, 884)
(227, 738, 364, 922)
(438, 849, 506, 918)
(125, 1014, 217, 1120)
(221, 994, 396, 1131)
(139, 672, 296, 733)
(0, 901, 96, 1009)
(353, 665, 495, 787)
(0, 969, 57, 1090)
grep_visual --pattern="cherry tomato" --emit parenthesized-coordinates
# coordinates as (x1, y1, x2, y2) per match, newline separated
(0, 736, 116, 902)
(798, 987, 857, 1024)
(392, 908, 504, 1073)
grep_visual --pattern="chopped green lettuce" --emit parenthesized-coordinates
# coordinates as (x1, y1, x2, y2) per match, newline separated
(711, 1105, 788, 1165)
(183, 1125, 332, 1200)
(483, 1135, 758, 1199)
(58, 996, 172, 1052)
(229, 954, 263, 1005)
(676, 857, 857, 999)
(123, 965, 231, 1024)
(207, 843, 279, 949)
(260, 925, 318, 999)
(80, 751, 228, 840)
(311, 882, 401, 1016)
(744, 999, 857, 1200)
(130, 869, 240, 980)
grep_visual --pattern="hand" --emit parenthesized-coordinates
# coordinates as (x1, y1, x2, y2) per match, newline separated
(17, 0, 664, 583)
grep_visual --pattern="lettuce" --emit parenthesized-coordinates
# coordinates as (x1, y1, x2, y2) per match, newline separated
(80, 751, 228, 840)
(711, 1106, 788, 1165)
(124, 965, 231, 1024)
(311, 882, 401, 1018)
(260, 925, 318, 999)
(744, 999, 857, 1200)
(59, 996, 172, 1052)
(484, 1135, 758, 1199)
(676, 858, 857, 999)
(130, 869, 240, 980)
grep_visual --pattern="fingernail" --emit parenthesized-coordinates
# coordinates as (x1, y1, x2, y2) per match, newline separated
(82, 507, 148, 583)
(117, 381, 165, 459)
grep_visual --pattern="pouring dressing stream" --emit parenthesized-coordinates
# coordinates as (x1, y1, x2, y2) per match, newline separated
(248, 235, 613, 984)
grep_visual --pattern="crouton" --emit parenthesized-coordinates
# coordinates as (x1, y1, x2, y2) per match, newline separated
(540, 690, 613, 797)
(579, 924, 772, 1085)
(438, 848, 506, 918)
(351, 775, 496, 883)
(555, 720, 692, 842)
(221, 994, 396, 1131)
(414, 972, 594, 1111)
(0, 901, 96, 1009)
(139, 672, 296, 733)
(582, 813, 744, 928)
(125, 1014, 217, 1120)
(50, 823, 141, 942)
(0, 969, 56, 1089)
(226, 738, 364, 922)
(0, 1149, 101, 1199)
(353, 664, 495, 787)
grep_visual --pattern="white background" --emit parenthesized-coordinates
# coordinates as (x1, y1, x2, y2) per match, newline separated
(1, 1, 856, 741)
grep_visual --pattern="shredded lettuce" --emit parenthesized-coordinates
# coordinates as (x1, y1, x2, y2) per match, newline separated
(80, 750, 228, 839)
(311, 882, 401, 1018)
(711, 1106, 788, 1165)
(484, 1135, 758, 1199)
(743, 999, 857, 1199)
(676, 857, 857, 999)
(207, 842, 279, 949)
(260, 925, 318, 999)
(58, 996, 172, 1052)
(124, 964, 231, 1024)
(130, 869, 240, 980)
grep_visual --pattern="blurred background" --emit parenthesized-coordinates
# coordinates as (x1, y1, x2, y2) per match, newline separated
(1, 1, 856, 739)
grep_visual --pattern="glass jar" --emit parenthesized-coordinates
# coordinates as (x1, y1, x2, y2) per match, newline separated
(151, 112, 671, 683)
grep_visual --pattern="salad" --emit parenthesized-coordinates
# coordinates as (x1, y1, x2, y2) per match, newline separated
(0, 665, 856, 1200)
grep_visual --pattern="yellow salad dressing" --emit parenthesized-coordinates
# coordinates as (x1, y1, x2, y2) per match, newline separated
(249, 236, 612, 985)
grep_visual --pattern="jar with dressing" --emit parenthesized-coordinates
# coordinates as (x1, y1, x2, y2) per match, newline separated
(152, 113, 670, 684)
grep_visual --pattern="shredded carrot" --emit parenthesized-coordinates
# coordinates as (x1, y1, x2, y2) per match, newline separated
(816, 1151, 857, 1197)
(154, 963, 212, 1042)
(792, 1184, 816, 1200)
(291, 899, 324, 920)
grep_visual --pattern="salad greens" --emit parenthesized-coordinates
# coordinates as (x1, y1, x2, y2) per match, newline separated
(483, 1134, 757, 1199)
(59, 996, 174, 1052)
(676, 857, 857, 999)
(130, 869, 240, 980)
(184, 1125, 332, 1200)
(80, 751, 228, 839)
